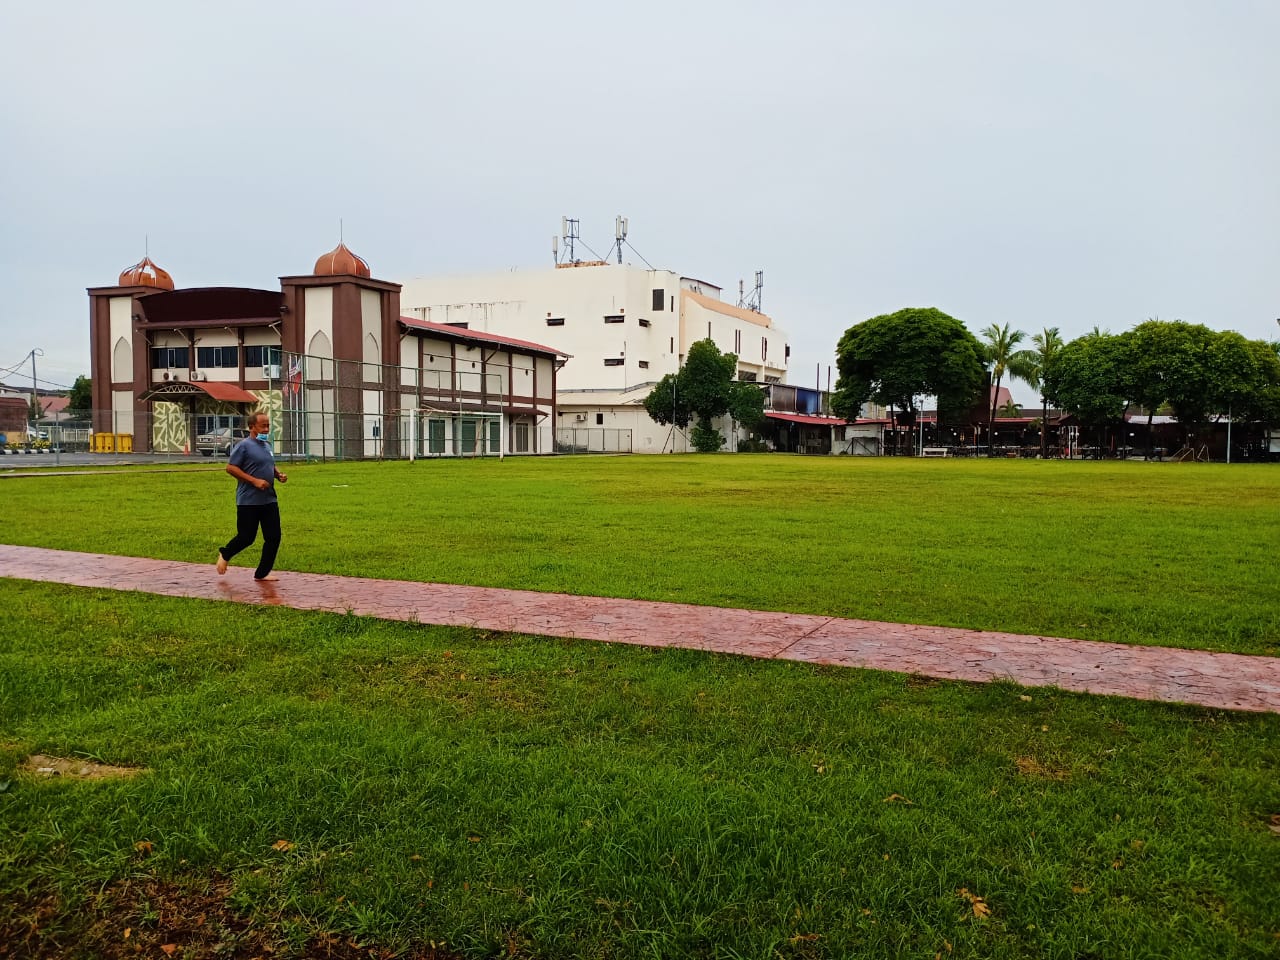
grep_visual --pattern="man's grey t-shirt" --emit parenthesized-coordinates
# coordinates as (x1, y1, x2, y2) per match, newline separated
(228, 436, 277, 506)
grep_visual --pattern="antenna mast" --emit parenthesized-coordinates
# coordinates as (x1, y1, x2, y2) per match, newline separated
(612, 215, 628, 264)
(746, 270, 764, 313)
(556, 217, 579, 265)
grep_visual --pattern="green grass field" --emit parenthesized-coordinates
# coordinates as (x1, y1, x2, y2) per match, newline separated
(3, 456, 1278, 654)
(2, 457, 1279, 958)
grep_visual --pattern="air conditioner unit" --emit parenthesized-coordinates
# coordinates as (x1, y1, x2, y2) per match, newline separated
(574, 414, 587, 422)
(263, 364, 281, 379)
(198, 371, 208, 381)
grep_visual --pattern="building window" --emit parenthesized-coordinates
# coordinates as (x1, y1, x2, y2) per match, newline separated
(638, 318, 650, 328)
(734, 330, 741, 353)
(546, 317, 565, 326)
(765, 375, 781, 384)
(603, 358, 624, 366)
(150, 346, 189, 369)
(428, 419, 445, 453)
(762, 337, 768, 361)
(637, 360, 649, 369)
(244, 345, 281, 367)
(196, 346, 239, 368)
(603, 315, 624, 324)
(738, 370, 756, 381)
(595, 413, 604, 425)
(785, 344, 791, 359)
(652, 288, 664, 311)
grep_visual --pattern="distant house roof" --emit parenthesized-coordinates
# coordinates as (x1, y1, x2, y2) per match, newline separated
(398, 316, 569, 358)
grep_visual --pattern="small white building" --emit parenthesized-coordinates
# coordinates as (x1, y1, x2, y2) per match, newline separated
(399, 261, 790, 452)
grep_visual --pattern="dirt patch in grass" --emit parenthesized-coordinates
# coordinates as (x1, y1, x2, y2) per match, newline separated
(0, 875, 460, 959)
(19, 754, 147, 781)
(1015, 755, 1071, 781)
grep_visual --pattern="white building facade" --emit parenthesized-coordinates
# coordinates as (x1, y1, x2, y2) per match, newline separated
(399, 262, 790, 452)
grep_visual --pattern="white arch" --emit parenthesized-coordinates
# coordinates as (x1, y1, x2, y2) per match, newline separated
(112, 337, 132, 382)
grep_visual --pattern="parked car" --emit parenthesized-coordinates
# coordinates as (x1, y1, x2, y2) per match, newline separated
(196, 426, 250, 456)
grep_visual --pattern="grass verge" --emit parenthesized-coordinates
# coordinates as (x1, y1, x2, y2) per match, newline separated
(2, 582, 1278, 958)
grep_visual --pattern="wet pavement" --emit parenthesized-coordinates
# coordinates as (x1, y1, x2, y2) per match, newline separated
(3, 544, 1278, 715)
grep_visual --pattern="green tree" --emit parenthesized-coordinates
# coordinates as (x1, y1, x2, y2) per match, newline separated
(67, 375, 92, 416)
(1013, 327, 1063, 458)
(1125, 320, 1219, 447)
(1045, 331, 1131, 449)
(642, 339, 738, 452)
(727, 381, 766, 435)
(642, 374, 691, 431)
(980, 322, 1029, 455)
(1208, 333, 1280, 426)
(832, 308, 985, 437)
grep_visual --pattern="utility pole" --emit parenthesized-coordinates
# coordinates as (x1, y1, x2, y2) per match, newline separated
(28, 348, 43, 424)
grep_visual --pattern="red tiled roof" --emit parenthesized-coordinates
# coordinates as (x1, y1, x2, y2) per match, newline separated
(399, 317, 568, 357)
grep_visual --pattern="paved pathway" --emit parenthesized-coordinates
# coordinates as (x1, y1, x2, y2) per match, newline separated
(3, 544, 1278, 715)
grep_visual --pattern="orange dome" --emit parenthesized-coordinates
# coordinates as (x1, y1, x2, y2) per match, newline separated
(118, 256, 174, 289)
(313, 242, 370, 278)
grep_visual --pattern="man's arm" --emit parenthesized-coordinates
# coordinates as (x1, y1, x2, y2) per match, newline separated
(273, 466, 288, 483)
(226, 463, 270, 490)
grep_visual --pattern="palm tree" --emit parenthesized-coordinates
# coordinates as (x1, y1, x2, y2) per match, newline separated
(1012, 327, 1064, 458)
(980, 323, 1027, 455)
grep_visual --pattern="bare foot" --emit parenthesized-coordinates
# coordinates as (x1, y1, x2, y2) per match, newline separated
(254, 574, 279, 582)
(216, 553, 228, 575)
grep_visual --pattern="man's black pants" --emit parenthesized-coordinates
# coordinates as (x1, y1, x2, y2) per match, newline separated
(219, 503, 281, 579)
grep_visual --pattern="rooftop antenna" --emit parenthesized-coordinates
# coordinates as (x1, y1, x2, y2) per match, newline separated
(560, 217, 579, 265)
(737, 279, 745, 308)
(551, 234, 559, 265)
(613, 215, 628, 264)
(747, 270, 764, 313)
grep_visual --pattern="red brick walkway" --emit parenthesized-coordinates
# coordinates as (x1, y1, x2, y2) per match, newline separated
(3, 544, 1278, 714)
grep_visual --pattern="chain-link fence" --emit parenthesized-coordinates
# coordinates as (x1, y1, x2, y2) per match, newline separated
(553, 428, 634, 454)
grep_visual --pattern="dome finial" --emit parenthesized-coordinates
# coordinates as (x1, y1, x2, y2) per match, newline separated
(313, 236, 370, 278)
(119, 252, 174, 289)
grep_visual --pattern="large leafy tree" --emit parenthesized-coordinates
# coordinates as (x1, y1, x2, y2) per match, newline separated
(642, 339, 738, 452)
(979, 322, 1030, 452)
(642, 374, 691, 430)
(1208, 333, 1280, 425)
(832, 308, 985, 429)
(1044, 330, 1131, 447)
(727, 381, 766, 433)
(1012, 327, 1063, 458)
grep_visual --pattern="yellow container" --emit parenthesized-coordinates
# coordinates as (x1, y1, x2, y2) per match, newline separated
(92, 433, 116, 453)
(115, 433, 133, 453)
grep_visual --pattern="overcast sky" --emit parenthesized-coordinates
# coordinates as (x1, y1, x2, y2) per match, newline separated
(2, 0, 1276, 405)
